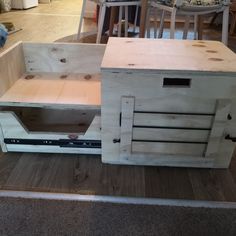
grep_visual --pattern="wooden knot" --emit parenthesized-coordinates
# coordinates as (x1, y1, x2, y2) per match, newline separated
(24, 75, 35, 80)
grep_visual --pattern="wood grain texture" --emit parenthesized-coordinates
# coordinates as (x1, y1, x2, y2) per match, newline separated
(133, 128, 209, 142)
(205, 99, 231, 158)
(101, 38, 236, 74)
(120, 96, 135, 160)
(134, 113, 213, 129)
(1, 151, 236, 202)
(0, 73, 101, 108)
(101, 38, 236, 167)
(0, 112, 101, 155)
(23, 42, 105, 74)
(0, 42, 26, 97)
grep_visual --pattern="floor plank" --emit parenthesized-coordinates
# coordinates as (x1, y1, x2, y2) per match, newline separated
(1, 151, 236, 202)
(145, 167, 195, 199)
(0, 152, 21, 188)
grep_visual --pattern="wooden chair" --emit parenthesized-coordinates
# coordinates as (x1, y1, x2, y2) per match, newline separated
(77, 0, 140, 43)
(146, 0, 230, 45)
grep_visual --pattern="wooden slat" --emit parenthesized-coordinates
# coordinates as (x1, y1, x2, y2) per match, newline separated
(120, 96, 135, 159)
(134, 113, 213, 129)
(123, 152, 214, 168)
(205, 100, 231, 157)
(132, 141, 206, 156)
(133, 128, 209, 142)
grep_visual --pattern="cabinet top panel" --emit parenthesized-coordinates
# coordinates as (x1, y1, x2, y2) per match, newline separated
(101, 38, 236, 74)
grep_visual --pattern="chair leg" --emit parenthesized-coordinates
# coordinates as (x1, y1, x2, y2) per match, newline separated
(109, 6, 118, 36)
(77, 0, 87, 40)
(153, 7, 158, 38)
(170, 8, 177, 39)
(222, 6, 229, 45)
(96, 4, 106, 44)
(145, 5, 151, 38)
(158, 10, 165, 38)
(183, 15, 190, 39)
(197, 16, 203, 40)
(125, 6, 128, 37)
(118, 6, 123, 37)
(133, 5, 139, 33)
(230, 11, 236, 35)
(194, 15, 198, 39)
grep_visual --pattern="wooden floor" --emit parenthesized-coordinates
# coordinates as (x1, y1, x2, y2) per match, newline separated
(1, 151, 236, 202)
(0, 0, 95, 51)
(1, 0, 236, 202)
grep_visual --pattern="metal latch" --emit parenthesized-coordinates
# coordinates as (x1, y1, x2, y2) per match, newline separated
(225, 135, 236, 142)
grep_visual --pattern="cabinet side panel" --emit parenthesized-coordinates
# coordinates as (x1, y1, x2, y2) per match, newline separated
(0, 42, 26, 97)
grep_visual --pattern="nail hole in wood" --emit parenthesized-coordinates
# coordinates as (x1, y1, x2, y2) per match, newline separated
(84, 74, 92, 80)
(60, 75, 68, 79)
(60, 58, 66, 63)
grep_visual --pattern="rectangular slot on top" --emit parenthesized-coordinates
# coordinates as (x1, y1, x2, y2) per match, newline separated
(163, 78, 191, 88)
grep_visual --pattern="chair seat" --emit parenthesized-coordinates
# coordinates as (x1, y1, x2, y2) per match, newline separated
(91, 0, 139, 3)
(157, 0, 224, 7)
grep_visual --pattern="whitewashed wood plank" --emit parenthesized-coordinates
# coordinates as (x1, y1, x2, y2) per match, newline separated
(132, 141, 205, 156)
(205, 99, 231, 157)
(134, 113, 213, 129)
(120, 96, 135, 159)
(133, 128, 209, 142)
(23, 42, 105, 74)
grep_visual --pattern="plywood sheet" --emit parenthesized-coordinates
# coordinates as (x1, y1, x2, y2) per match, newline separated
(101, 38, 236, 74)
(0, 73, 101, 108)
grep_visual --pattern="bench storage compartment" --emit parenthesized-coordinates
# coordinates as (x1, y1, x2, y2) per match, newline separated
(0, 42, 105, 155)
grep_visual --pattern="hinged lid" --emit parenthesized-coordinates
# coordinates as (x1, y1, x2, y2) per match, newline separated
(101, 38, 236, 74)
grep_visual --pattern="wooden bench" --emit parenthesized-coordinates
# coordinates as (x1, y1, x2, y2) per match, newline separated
(0, 42, 105, 154)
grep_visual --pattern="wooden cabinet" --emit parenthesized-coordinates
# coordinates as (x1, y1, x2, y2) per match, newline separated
(101, 38, 236, 168)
